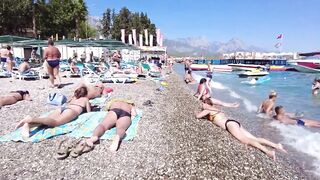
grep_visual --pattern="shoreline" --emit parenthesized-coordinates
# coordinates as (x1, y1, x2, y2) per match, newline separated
(0, 73, 315, 179)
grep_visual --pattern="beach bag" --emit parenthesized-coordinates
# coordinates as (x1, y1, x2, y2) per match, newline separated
(47, 93, 67, 106)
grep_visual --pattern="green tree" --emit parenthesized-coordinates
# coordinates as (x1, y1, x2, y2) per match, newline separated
(71, 0, 88, 38)
(101, 8, 112, 38)
(79, 21, 97, 39)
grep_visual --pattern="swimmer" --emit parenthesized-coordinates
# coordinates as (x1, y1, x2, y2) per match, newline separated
(257, 91, 277, 117)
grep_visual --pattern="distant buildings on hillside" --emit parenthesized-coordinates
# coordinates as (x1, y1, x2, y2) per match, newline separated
(222, 52, 299, 60)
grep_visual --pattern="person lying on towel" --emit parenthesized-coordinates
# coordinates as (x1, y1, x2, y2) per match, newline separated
(73, 99, 137, 154)
(15, 86, 91, 139)
(0, 90, 32, 109)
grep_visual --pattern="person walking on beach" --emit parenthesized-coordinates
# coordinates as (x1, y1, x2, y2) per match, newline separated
(15, 86, 91, 139)
(257, 91, 277, 117)
(44, 39, 61, 88)
(184, 59, 191, 74)
(5, 45, 14, 73)
(196, 98, 286, 160)
(0, 47, 7, 70)
(274, 106, 320, 128)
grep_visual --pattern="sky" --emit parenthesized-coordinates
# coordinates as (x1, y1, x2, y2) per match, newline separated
(85, 0, 320, 52)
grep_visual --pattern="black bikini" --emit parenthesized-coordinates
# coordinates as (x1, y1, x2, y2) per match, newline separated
(225, 119, 241, 133)
(10, 90, 29, 101)
(109, 108, 131, 119)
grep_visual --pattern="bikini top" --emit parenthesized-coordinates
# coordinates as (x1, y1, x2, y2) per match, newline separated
(69, 103, 86, 113)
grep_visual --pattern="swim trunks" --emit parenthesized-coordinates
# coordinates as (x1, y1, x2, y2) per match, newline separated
(225, 119, 241, 133)
(47, 59, 60, 68)
(109, 108, 131, 119)
(296, 119, 305, 126)
(0, 57, 6, 62)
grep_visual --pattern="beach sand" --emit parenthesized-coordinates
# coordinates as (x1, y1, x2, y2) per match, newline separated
(0, 74, 313, 179)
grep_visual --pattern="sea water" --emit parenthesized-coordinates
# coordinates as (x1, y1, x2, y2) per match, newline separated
(174, 64, 320, 176)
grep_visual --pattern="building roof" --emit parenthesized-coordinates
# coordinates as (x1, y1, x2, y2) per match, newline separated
(0, 35, 31, 43)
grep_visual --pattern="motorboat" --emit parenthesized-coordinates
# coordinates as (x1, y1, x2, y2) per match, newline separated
(228, 64, 267, 71)
(287, 53, 320, 73)
(238, 69, 269, 78)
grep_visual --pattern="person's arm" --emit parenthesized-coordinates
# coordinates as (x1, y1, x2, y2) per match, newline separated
(43, 49, 48, 60)
(278, 117, 297, 125)
(257, 103, 263, 113)
(202, 103, 220, 111)
(265, 105, 274, 117)
(197, 86, 205, 100)
(195, 110, 211, 119)
(86, 100, 91, 112)
(58, 50, 61, 59)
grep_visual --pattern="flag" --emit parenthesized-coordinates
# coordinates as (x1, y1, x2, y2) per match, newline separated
(277, 34, 283, 39)
(275, 42, 282, 48)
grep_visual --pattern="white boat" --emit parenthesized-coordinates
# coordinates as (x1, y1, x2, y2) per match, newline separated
(238, 70, 269, 78)
(210, 65, 232, 72)
(287, 54, 320, 73)
(228, 64, 266, 71)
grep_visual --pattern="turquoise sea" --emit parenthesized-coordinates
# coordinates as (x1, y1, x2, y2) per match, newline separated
(175, 64, 320, 176)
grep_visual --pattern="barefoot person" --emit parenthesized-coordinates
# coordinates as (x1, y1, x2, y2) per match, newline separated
(0, 47, 7, 69)
(196, 99, 285, 160)
(44, 38, 61, 88)
(257, 91, 277, 117)
(16, 87, 91, 138)
(6, 45, 14, 73)
(0, 91, 32, 109)
(184, 70, 196, 84)
(274, 106, 320, 128)
(77, 99, 136, 153)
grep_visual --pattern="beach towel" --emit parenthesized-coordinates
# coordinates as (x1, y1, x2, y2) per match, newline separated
(0, 112, 96, 143)
(68, 109, 142, 141)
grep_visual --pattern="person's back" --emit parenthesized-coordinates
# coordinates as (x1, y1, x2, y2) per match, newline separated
(45, 46, 60, 60)
(258, 91, 277, 116)
(18, 61, 30, 73)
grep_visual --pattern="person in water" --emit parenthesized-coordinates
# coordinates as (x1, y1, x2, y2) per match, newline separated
(74, 99, 137, 154)
(274, 106, 320, 128)
(196, 98, 285, 160)
(15, 87, 91, 139)
(312, 78, 320, 95)
(18, 59, 31, 73)
(0, 91, 32, 109)
(184, 70, 196, 84)
(249, 77, 259, 84)
(257, 91, 277, 117)
(43, 38, 61, 88)
(195, 78, 239, 108)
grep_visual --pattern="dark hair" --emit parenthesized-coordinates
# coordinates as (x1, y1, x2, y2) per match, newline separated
(187, 70, 192, 74)
(74, 87, 88, 98)
(269, 94, 277, 99)
(255, 78, 258, 80)
(48, 38, 54, 46)
(200, 78, 207, 84)
(275, 106, 283, 114)
(203, 98, 213, 106)
(6, 45, 11, 50)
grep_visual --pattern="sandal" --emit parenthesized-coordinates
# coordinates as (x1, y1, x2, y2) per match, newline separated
(55, 140, 74, 160)
(70, 140, 94, 158)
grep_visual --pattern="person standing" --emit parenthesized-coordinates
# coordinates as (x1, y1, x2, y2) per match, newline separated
(0, 47, 7, 70)
(5, 45, 14, 73)
(80, 51, 86, 63)
(43, 39, 61, 88)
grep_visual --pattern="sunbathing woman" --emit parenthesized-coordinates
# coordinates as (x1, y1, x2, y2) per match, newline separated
(196, 99, 285, 160)
(73, 99, 136, 154)
(0, 91, 32, 109)
(76, 82, 105, 99)
(16, 86, 91, 139)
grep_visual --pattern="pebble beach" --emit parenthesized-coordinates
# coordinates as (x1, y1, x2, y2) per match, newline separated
(0, 72, 315, 179)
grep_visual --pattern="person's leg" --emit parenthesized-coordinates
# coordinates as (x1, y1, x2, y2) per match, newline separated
(6, 60, 12, 72)
(210, 98, 239, 108)
(53, 66, 61, 86)
(240, 127, 285, 152)
(109, 116, 131, 152)
(86, 112, 117, 146)
(227, 123, 276, 160)
(46, 63, 54, 87)
(0, 96, 18, 107)
(303, 119, 320, 128)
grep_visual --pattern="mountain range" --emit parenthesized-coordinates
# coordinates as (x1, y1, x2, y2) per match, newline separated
(164, 37, 265, 57)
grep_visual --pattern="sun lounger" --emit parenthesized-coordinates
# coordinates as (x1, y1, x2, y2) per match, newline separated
(12, 70, 39, 80)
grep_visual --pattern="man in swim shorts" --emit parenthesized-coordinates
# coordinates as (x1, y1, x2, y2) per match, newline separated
(0, 47, 7, 69)
(274, 106, 320, 128)
(257, 91, 277, 117)
(43, 38, 61, 88)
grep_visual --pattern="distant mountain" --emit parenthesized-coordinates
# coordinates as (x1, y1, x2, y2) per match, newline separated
(164, 37, 265, 57)
(87, 16, 102, 30)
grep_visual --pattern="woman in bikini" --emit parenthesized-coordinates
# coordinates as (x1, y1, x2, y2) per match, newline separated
(196, 98, 286, 160)
(72, 99, 136, 155)
(0, 91, 32, 109)
(15, 86, 91, 139)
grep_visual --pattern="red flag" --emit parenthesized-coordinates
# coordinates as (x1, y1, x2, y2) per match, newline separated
(277, 34, 283, 39)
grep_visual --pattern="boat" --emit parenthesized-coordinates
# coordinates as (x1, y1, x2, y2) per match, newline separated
(190, 63, 209, 71)
(228, 64, 267, 71)
(287, 52, 320, 73)
(210, 65, 232, 72)
(238, 69, 269, 78)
